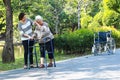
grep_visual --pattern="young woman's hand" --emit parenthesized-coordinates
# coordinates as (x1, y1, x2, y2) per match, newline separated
(33, 21, 39, 26)
(29, 36, 34, 40)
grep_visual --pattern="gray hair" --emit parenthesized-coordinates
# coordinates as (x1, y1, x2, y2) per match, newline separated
(35, 15, 43, 20)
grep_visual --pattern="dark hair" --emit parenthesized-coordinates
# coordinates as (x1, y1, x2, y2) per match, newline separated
(18, 12, 26, 20)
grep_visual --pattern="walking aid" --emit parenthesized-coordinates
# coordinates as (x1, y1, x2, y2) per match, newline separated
(43, 37, 56, 69)
(27, 40, 39, 69)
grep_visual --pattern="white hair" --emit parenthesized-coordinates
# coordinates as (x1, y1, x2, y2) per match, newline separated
(35, 15, 43, 20)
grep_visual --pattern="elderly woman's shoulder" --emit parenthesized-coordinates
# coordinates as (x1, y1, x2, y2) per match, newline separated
(43, 22, 48, 26)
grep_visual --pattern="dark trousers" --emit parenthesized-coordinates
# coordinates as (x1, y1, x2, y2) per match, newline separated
(39, 39, 54, 59)
(22, 40, 34, 65)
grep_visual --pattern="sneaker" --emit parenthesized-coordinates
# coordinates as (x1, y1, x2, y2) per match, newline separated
(47, 63, 53, 67)
(39, 64, 45, 68)
(30, 64, 35, 68)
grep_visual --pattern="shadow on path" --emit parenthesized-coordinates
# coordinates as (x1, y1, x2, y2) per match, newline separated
(0, 49, 120, 80)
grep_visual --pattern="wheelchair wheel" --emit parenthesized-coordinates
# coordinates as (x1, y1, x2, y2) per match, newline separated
(106, 38, 116, 54)
(92, 43, 101, 56)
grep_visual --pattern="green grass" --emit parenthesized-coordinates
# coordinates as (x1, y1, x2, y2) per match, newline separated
(0, 46, 82, 72)
(0, 45, 24, 72)
(0, 58, 24, 72)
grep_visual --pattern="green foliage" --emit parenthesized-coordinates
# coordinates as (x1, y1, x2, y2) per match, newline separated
(55, 29, 94, 54)
(93, 11, 103, 26)
(103, 0, 120, 13)
(81, 15, 93, 28)
(88, 0, 102, 16)
(0, 58, 24, 71)
(1, 0, 120, 55)
(55, 26, 120, 54)
(88, 21, 101, 29)
(102, 10, 120, 28)
(64, 0, 77, 15)
(0, 1, 6, 34)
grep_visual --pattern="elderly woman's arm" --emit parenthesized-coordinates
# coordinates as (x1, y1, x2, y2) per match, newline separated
(41, 25, 51, 38)
(33, 21, 42, 30)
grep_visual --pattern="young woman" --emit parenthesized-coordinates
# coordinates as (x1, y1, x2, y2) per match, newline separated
(18, 13, 34, 69)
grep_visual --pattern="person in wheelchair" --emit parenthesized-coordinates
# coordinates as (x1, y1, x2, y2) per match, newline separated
(33, 15, 54, 68)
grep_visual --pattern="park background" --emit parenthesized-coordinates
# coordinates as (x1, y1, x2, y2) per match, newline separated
(0, 0, 120, 71)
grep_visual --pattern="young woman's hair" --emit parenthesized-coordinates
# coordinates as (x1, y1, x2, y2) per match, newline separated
(18, 12, 26, 21)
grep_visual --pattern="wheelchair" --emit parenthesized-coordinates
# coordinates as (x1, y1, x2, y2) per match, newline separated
(92, 31, 116, 56)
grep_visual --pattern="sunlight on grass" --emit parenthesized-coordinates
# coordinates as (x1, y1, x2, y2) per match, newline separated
(14, 46, 24, 59)
(0, 58, 24, 72)
(0, 45, 82, 72)
(0, 45, 24, 72)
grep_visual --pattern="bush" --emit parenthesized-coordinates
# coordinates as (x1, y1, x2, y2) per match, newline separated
(55, 29, 94, 54)
(55, 26, 120, 54)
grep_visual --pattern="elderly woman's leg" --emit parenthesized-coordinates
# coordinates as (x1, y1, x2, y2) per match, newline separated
(39, 44, 45, 68)
(47, 39, 54, 67)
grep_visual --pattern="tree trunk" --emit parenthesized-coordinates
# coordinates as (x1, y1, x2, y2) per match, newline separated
(78, 0, 82, 29)
(2, 0, 15, 63)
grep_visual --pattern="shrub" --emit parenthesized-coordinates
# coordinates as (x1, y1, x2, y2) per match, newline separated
(55, 29, 94, 54)
(55, 26, 120, 54)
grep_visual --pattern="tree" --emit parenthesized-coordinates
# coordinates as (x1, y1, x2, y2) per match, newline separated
(64, 0, 78, 31)
(2, 0, 15, 63)
(103, 0, 120, 13)
(49, 0, 66, 34)
(102, 0, 120, 28)
(102, 10, 120, 28)
(0, 0, 5, 34)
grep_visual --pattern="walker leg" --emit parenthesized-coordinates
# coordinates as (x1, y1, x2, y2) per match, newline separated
(27, 53, 30, 69)
(45, 51, 47, 69)
(34, 46, 38, 68)
(27, 40, 30, 69)
(53, 57, 56, 67)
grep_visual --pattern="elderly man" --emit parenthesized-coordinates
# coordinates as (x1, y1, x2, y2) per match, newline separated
(34, 15, 54, 68)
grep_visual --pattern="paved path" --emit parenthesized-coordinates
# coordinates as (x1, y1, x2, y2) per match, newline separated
(0, 49, 120, 80)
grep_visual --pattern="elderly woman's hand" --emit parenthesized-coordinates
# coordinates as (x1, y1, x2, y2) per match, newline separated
(34, 21, 42, 30)
(33, 21, 38, 26)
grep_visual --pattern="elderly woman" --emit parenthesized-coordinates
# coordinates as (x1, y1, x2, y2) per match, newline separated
(34, 15, 54, 68)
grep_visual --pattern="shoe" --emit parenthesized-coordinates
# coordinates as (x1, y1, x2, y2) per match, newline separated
(24, 65, 27, 69)
(39, 64, 45, 68)
(47, 63, 53, 67)
(30, 64, 35, 68)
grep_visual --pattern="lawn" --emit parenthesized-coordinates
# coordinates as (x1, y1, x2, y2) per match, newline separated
(0, 45, 81, 72)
